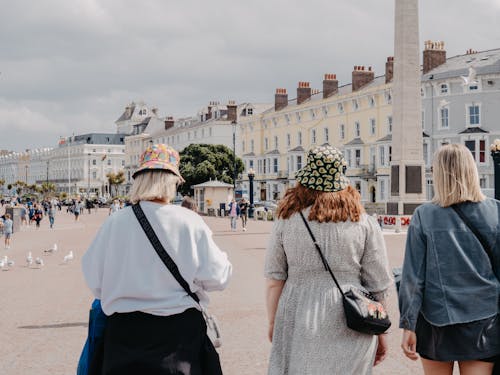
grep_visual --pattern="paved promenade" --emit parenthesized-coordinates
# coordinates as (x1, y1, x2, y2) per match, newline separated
(0, 207, 431, 374)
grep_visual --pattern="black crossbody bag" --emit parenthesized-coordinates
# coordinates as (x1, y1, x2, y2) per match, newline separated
(299, 212, 391, 335)
(451, 204, 500, 374)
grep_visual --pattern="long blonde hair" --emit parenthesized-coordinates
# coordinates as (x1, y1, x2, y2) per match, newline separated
(277, 184, 364, 222)
(129, 170, 181, 204)
(432, 144, 485, 207)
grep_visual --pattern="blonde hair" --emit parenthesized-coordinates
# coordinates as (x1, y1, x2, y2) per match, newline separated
(277, 184, 364, 223)
(432, 144, 486, 207)
(129, 171, 181, 204)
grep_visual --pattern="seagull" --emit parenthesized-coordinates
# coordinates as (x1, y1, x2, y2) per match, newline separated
(26, 252, 33, 267)
(461, 66, 478, 86)
(7, 259, 14, 267)
(35, 257, 44, 267)
(63, 251, 74, 263)
(44, 243, 58, 253)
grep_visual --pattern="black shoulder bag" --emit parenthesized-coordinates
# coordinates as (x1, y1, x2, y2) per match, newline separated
(299, 212, 391, 335)
(451, 204, 499, 374)
(132, 203, 223, 351)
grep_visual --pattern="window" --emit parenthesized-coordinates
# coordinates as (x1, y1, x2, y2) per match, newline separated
(380, 180, 385, 201)
(249, 160, 254, 169)
(286, 133, 291, 148)
(369, 97, 375, 107)
(440, 84, 448, 94)
(121, 160, 125, 167)
(251, 140, 254, 152)
(194, 130, 198, 138)
(298, 132, 302, 146)
(265, 138, 269, 150)
(322, 106, 329, 116)
(440, 107, 449, 128)
(311, 129, 316, 144)
(355, 121, 360, 137)
(272, 118, 278, 127)
(92, 149, 96, 153)
(469, 85, 478, 91)
(385, 91, 392, 104)
(465, 140, 477, 161)
(273, 158, 278, 173)
(479, 140, 486, 163)
(346, 150, 352, 167)
(379, 146, 385, 166)
(92, 159, 96, 166)
(274, 136, 278, 149)
(296, 155, 302, 170)
(338, 103, 344, 113)
(423, 143, 429, 165)
(370, 119, 376, 136)
(201, 129, 205, 137)
(468, 105, 480, 125)
(107, 159, 111, 166)
(340, 124, 345, 140)
(387, 116, 393, 133)
(263, 159, 267, 174)
(352, 99, 359, 110)
(389, 146, 392, 162)
(296, 112, 301, 122)
(92, 171, 97, 179)
(310, 109, 316, 119)
(285, 114, 291, 125)
(324, 128, 329, 143)
(247, 108, 253, 115)
(209, 127, 212, 136)
(355, 149, 361, 167)
(480, 177, 487, 189)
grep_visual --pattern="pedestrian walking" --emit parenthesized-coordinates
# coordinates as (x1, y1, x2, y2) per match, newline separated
(2, 213, 13, 249)
(82, 144, 231, 374)
(228, 198, 240, 231)
(399, 144, 500, 375)
(74, 200, 82, 221)
(33, 205, 43, 229)
(239, 198, 249, 231)
(48, 204, 56, 229)
(265, 145, 392, 375)
(20, 204, 28, 227)
(109, 199, 120, 215)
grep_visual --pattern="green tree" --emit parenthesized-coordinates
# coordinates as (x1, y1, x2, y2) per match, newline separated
(106, 171, 126, 197)
(40, 182, 56, 197)
(178, 144, 244, 195)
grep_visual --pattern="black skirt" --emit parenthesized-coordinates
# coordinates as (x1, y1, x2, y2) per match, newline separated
(415, 313, 500, 362)
(96, 308, 222, 375)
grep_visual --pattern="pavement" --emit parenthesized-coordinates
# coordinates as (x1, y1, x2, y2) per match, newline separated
(0, 207, 445, 374)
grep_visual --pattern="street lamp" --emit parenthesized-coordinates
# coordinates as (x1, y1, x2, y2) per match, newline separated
(248, 167, 255, 218)
(46, 160, 49, 184)
(87, 153, 91, 199)
(232, 120, 237, 195)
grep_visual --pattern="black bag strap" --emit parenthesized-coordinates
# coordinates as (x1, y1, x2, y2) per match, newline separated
(299, 212, 345, 298)
(451, 204, 496, 273)
(132, 203, 200, 304)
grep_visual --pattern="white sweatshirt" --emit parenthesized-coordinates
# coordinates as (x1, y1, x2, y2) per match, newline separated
(82, 201, 232, 316)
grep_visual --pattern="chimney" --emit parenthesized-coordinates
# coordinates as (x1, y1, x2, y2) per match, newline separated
(275, 88, 288, 111)
(323, 74, 338, 98)
(352, 66, 375, 91)
(164, 116, 175, 130)
(206, 101, 214, 120)
(297, 81, 311, 105)
(423, 40, 446, 74)
(227, 100, 237, 123)
(385, 57, 394, 83)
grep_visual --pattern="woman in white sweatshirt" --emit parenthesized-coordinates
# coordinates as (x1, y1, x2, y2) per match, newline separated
(82, 144, 232, 375)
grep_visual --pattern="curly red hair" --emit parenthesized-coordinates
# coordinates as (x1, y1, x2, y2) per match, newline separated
(276, 184, 364, 223)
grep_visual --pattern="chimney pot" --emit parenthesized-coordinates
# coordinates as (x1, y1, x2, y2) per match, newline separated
(352, 65, 375, 91)
(323, 73, 339, 98)
(423, 40, 447, 74)
(226, 101, 237, 122)
(275, 88, 288, 111)
(164, 117, 175, 130)
(385, 56, 394, 83)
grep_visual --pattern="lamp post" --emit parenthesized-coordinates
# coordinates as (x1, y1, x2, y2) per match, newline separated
(491, 140, 500, 200)
(248, 168, 255, 218)
(87, 153, 91, 199)
(25, 165, 28, 184)
(46, 160, 49, 184)
(232, 120, 237, 196)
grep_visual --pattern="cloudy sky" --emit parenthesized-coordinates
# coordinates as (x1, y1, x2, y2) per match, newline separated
(1, 0, 499, 151)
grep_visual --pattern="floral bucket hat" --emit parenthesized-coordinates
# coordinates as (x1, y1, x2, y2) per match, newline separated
(132, 144, 184, 181)
(295, 145, 349, 192)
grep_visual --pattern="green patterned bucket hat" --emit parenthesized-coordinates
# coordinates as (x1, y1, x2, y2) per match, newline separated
(296, 145, 350, 192)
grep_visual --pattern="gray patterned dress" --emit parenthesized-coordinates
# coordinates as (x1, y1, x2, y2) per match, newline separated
(265, 209, 393, 375)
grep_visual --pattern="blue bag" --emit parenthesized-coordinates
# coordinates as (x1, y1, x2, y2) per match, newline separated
(77, 299, 107, 375)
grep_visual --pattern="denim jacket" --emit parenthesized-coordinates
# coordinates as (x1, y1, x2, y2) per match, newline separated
(399, 199, 500, 331)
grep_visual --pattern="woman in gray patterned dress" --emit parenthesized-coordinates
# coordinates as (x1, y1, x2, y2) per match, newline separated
(265, 145, 393, 375)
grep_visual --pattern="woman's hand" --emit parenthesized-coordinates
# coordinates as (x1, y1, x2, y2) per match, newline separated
(401, 329, 419, 360)
(268, 322, 274, 342)
(373, 334, 388, 366)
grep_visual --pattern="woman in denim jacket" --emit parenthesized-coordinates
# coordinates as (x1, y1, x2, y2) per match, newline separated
(399, 144, 499, 375)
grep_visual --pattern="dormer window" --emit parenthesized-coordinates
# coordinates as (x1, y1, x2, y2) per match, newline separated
(296, 112, 301, 122)
(352, 99, 359, 111)
(440, 84, 448, 94)
(338, 103, 344, 113)
(310, 109, 316, 119)
(369, 97, 375, 107)
(385, 92, 392, 104)
(247, 108, 253, 115)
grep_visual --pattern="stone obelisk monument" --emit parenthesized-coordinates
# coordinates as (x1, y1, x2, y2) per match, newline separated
(387, 0, 426, 215)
